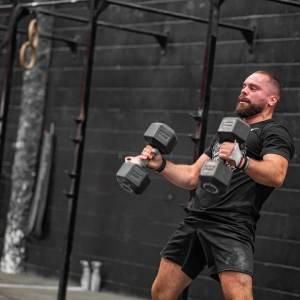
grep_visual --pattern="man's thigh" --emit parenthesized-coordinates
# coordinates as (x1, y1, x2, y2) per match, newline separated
(200, 224, 254, 279)
(219, 271, 253, 300)
(152, 257, 192, 298)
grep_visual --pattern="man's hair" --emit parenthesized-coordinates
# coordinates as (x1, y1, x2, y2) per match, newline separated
(254, 70, 281, 100)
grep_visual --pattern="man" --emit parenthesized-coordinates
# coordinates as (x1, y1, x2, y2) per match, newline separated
(139, 70, 295, 300)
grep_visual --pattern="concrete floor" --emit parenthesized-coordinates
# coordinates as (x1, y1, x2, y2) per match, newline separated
(0, 272, 145, 300)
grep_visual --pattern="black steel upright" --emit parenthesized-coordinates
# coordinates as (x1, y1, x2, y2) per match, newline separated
(56, 1, 105, 300)
(0, 5, 28, 179)
(181, 2, 223, 299)
(192, 0, 222, 160)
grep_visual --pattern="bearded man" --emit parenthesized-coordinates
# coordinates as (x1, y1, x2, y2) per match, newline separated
(139, 70, 295, 300)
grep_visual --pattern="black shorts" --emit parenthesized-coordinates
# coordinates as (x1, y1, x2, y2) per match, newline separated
(160, 213, 255, 280)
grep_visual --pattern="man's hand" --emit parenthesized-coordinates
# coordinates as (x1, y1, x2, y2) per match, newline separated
(219, 141, 244, 168)
(129, 145, 163, 171)
(124, 145, 164, 171)
(140, 145, 163, 170)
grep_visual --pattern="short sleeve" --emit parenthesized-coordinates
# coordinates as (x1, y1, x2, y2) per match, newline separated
(204, 135, 218, 158)
(261, 123, 295, 160)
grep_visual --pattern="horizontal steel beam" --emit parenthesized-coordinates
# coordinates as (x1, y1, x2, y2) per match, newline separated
(39, 9, 168, 50)
(0, 0, 254, 35)
(0, 0, 86, 12)
(266, 0, 300, 7)
(107, 0, 254, 37)
(0, 0, 255, 47)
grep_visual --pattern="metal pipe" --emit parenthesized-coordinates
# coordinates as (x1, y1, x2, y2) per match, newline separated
(56, 1, 104, 300)
(38, 9, 168, 49)
(266, 0, 300, 7)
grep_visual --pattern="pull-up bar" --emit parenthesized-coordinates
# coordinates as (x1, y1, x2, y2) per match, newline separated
(266, 0, 300, 7)
(38, 9, 168, 51)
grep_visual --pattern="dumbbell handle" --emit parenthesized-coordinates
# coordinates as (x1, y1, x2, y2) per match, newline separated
(125, 148, 159, 168)
(217, 140, 244, 169)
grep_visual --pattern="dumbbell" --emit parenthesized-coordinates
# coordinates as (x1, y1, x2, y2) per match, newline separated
(200, 117, 250, 195)
(116, 122, 177, 194)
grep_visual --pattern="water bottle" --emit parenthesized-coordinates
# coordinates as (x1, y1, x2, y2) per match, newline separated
(90, 261, 102, 292)
(80, 260, 91, 290)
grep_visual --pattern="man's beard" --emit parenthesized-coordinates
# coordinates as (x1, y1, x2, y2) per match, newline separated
(235, 101, 265, 118)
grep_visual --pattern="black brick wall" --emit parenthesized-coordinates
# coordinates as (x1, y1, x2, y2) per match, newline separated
(0, 0, 299, 299)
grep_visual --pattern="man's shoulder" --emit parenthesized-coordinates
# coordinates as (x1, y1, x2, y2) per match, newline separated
(257, 119, 295, 159)
(259, 119, 292, 137)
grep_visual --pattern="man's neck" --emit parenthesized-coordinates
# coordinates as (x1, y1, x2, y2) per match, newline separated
(245, 112, 273, 125)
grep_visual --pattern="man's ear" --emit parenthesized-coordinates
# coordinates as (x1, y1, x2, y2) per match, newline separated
(269, 95, 278, 107)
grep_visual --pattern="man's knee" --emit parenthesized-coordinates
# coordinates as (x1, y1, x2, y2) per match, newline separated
(151, 258, 192, 300)
(219, 271, 253, 300)
(151, 278, 162, 300)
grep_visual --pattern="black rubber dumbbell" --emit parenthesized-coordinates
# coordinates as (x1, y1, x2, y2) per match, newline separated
(116, 122, 177, 194)
(200, 117, 250, 195)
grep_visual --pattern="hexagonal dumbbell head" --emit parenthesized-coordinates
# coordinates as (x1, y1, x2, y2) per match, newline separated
(116, 122, 177, 195)
(217, 117, 250, 144)
(116, 162, 150, 194)
(200, 160, 233, 195)
(144, 122, 177, 154)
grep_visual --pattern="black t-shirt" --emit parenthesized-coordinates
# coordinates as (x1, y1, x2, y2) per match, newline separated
(187, 119, 295, 226)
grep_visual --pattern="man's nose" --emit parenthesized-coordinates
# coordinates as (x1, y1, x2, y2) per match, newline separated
(241, 86, 248, 95)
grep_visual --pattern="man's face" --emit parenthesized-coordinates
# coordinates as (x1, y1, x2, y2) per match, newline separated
(235, 73, 274, 118)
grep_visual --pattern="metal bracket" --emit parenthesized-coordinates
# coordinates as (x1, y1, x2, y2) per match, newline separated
(189, 110, 203, 122)
(155, 30, 169, 55)
(189, 133, 201, 144)
(242, 24, 257, 53)
(95, 0, 110, 18)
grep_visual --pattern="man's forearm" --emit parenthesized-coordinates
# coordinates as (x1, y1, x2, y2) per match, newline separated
(158, 154, 210, 190)
(159, 160, 199, 190)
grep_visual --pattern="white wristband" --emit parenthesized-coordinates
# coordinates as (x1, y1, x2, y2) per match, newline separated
(228, 142, 243, 167)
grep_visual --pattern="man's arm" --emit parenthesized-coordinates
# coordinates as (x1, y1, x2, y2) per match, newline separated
(140, 145, 210, 190)
(159, 153, 211, 190)
(219, 142, 289, 187)
(244, 154, 288, 187)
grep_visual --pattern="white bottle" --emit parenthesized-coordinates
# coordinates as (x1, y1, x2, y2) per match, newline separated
(90, 261, 102, 292)
(80, 260, 91, 290)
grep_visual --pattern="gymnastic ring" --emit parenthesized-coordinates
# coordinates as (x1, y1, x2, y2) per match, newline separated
(19, 41, 37, 70)
(28, 18, 39, 48)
